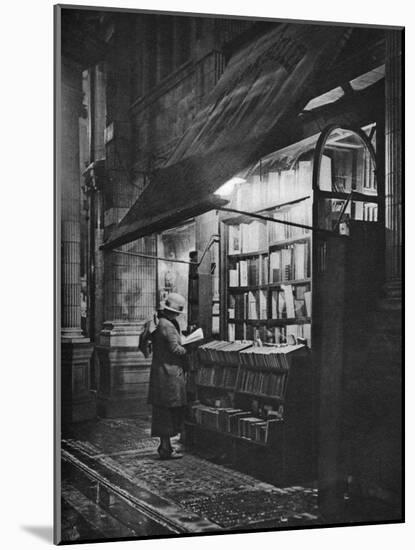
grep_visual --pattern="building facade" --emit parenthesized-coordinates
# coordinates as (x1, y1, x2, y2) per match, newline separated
(57, 7, 403, 519)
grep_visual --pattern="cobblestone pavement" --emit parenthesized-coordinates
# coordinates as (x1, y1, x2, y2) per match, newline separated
(62, 417, 319, 538)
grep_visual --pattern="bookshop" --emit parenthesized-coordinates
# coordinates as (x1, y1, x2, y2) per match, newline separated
(101, 121, 382, 486)
(101, 23, 387, 489)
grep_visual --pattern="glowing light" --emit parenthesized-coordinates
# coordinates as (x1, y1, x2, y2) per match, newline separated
(214, 177, 246, 197)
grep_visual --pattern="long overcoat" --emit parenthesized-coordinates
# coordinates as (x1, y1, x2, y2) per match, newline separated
(147, 316, 187, 407)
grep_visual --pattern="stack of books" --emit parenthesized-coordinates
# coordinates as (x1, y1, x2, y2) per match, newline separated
(191, 404, 283, 444)
(238, 344, 304, 370)
(191, 405, 221, 431)
(198, 340, 254, 364)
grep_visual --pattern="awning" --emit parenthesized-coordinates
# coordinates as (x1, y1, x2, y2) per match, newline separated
(102, 22, 352, 249)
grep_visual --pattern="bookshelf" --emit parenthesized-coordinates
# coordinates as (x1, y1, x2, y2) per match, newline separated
(224, 192, 313, 347)
(187, 124, 382, 485)
(186, 341, 313, 484)
(221, 124, 380, 347)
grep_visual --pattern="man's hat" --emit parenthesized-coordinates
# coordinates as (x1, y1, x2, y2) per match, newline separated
(162, 293, 186, 314)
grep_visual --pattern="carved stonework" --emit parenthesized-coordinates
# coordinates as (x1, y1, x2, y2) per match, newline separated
(59, 56, 96, 422)
(96, 321, 151, 418)
(61, 341, 95, 426)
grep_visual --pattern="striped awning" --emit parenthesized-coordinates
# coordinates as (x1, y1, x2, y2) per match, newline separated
(102, 22, 352, 249)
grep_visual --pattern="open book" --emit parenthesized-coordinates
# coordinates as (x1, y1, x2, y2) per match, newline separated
(181, 328, 204, 346)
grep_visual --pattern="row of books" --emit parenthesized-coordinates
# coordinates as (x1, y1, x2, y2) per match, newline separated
(191, 404, 283, 444)
(228, 290, 269, 321)
(228, 203, 311, 256)
(321, 149, 375, 194)
(232, 167, 312, 214)
(239, 344, 304, 370)
(229, 256, 269, 287)
(228, 221, 267, 254)
(197, 342, 303, 374)
(238, 370, 287, 397)
(269, 242, 310, 282)
(269, 200, 311, 243)
(363, 203, 378, 222)
(196, 365, 239, 389)
(228, 285, 311, 321)
(271, 284, 311, 319)
(228, 152, 376, 214)
(198, 340, 253, 365)
(228, 323, 311, 346)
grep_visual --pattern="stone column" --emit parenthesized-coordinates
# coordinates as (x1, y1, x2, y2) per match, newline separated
(96, 16, 153, 418)
(60, 57, 96, 424)
(384, 30, 403, 300)
(344, 30, 403, 516)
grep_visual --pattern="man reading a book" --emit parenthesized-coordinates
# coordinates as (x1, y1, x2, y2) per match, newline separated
(147, 293, 189, 460)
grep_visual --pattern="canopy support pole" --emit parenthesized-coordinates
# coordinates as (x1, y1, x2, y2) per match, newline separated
(112, 234, 220, 267)
(216, 206, 342, 237)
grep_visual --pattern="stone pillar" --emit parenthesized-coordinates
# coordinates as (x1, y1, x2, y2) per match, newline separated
(60, 58, 96, 424)
(384, 30, 403, 301)
(96, 17, 153, 418)
(344, 30, 403, 518)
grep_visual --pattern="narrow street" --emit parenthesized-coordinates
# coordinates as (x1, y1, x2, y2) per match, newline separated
(61, 417, 320, 542)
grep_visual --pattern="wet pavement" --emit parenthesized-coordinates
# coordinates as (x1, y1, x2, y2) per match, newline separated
(60, 417, 320, 542)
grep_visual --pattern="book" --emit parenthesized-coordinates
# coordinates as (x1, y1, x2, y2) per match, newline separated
(304, 291, 312, 317)
(229, 265, 239, 287)
(247, 258, 258, 286)
(293, 242, 306, 280)
(228, 294, 236, 319)
(260, 255, 269, 285)
(277, 290, 287, 319)
(281, 284, 295, 318)
(271, 291, 278, 319)
(294, 299, 306, 318)
(240, 223, 250, 252)
(182, 327, 204, 346)
(267, 171, 280, 205)
(228, 224, 241, 254)
(270, 250, 281, 282)
(247, 291, 258, 320)
(281, 247, 293, 281)
(280, 170, 296, 201)
(239, 260, 248, 286)
(319, 154, 332, 191)
(270, 211, 285, 242)
(303, 323, 311, 346)
(259, 290, 267, 320)
(296, 160, 312, 195)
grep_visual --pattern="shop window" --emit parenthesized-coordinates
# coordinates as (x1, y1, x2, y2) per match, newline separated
(221, 123, 379, 345)
(314, 126, 378, 231)
(158, 221, 196, 330)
